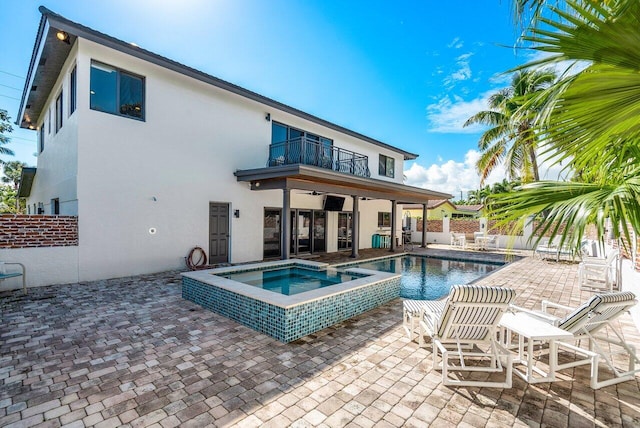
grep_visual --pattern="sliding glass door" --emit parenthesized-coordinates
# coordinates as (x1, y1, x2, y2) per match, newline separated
(291, 210, 311, 254)
(265, 209, 326, 257)
(313, 211, 326, 253)
(263, 209, 281, 258)
(338, 212, 352, 250)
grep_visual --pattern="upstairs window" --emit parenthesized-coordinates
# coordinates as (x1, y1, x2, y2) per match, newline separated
(70, 66, 77, 115)
(39, 126, 45, 153)
(55, 91, 63, 132)
(379, 154, 395, 178)
(90, 61, 145, 120)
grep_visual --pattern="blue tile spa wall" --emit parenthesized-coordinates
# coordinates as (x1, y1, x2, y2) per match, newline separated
(182, 277, 401, 343)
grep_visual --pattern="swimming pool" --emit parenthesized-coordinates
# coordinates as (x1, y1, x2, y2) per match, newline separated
(221, 266, 364, 296)
(341, 255, 503, 300)
(181, 259, 400, 342)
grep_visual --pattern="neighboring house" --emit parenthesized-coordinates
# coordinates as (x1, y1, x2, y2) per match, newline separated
(15, 7, 451, 282)
(453, 204, 484, 218)
(402, 200, 482, 221)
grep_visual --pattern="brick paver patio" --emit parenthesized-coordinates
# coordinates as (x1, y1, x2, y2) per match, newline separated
(1, 249, 639, 427)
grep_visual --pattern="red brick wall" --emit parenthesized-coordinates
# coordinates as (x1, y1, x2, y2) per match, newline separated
(417, 220, 443, 232)
(487, 220, 524, 236)
(450, 219, 480, 234)
(0, 215, 78, 248)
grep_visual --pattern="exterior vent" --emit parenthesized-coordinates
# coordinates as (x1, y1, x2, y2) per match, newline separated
(39, 57, 47, 66)
(31, 85, 37, 91)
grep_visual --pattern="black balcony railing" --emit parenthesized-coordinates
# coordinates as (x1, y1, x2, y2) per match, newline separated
(268, 137, 371, 178)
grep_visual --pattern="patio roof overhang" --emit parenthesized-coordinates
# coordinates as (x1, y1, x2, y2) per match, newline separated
(17, 167, 37, 198)
(234, 164, 453, 203)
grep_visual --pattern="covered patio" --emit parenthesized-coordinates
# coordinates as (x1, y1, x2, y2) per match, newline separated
(1, 250, 638, 427)
(235, 164, 453, 259)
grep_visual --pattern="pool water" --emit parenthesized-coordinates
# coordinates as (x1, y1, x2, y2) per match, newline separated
(347, 256, 503, 300)
(221, 267, 365, 296)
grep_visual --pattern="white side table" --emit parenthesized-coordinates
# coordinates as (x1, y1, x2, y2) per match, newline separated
(499, 312, 573, 383)
(475, 236, 489, 251)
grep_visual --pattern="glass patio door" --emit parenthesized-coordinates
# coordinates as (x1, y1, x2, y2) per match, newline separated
(313, 211, 326, 253)
(338, 212, 352, 250)
(263, 209, 281, 258)
(291, 210, 311, 254)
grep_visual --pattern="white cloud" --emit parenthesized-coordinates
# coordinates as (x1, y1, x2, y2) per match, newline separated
(404, 150, 506, 198)
(443, 52, 474, 88)
(447, 37, 464, 49)
(404, 149, 568, 198)
(523, 50, 590, 78)
(488, 72, 511, 85)
(426, 91, 493, 134)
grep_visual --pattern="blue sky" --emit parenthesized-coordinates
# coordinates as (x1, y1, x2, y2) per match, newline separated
(1, 0, 535, 197)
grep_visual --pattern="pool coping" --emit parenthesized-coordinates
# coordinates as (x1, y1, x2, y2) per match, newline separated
(181, 259, 401, 310)
(331, 252, 507, 270)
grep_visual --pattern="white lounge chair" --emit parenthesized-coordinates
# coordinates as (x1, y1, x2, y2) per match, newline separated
(450, 233, 465, 249)
(402, 299, 445, 341)
(419, 284, 516, 388)
(534, 237, 583, 262)
(578, 249, 620, 292)
(513, 291, 639, 389)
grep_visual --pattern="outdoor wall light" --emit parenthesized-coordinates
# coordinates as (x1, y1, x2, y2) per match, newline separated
(56, 30, 70, 44)
(234, 209, 240, 218)
(265, 113, 271, 122)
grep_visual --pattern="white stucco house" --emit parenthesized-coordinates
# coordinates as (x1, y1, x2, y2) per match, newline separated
(15, 7, 451, 283)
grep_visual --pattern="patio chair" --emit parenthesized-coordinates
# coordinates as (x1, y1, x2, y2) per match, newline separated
(534, 237, 582, 262)
(578, 249, 620, 292)
(402, 299, 446, 341)
(418, 284, 516, 388)
(450, 233, 465, 249)
(512, 291, 639, 389)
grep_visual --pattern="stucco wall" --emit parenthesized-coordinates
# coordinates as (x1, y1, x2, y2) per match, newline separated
(26, 42, 80, 216)
(0, 246, 79, 290)
(19, 39, 409, 282)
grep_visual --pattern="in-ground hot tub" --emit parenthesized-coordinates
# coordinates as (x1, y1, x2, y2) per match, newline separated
(181, 259, 401, 342)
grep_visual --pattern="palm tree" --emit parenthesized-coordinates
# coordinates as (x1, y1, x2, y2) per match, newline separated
(491, 0, 640, 250)
(464, 69, 556, 184)
(2, 161, 26, 190)
(0, 109, 15, 164)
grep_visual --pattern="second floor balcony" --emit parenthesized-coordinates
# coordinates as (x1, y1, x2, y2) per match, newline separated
(268, 137, 371, 178)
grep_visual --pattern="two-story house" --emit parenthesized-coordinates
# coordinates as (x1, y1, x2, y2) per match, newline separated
(16, 7, 451, 282)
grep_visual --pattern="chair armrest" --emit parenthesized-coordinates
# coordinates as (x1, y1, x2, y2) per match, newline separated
(421, 306, 441, 332)
(580, 258, 609, 267)
(509, 304, 560, 324)
(541, 300, 573, 313)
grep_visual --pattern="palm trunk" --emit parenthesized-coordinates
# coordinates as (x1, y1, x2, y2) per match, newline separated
(529, 145, 539, 181)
